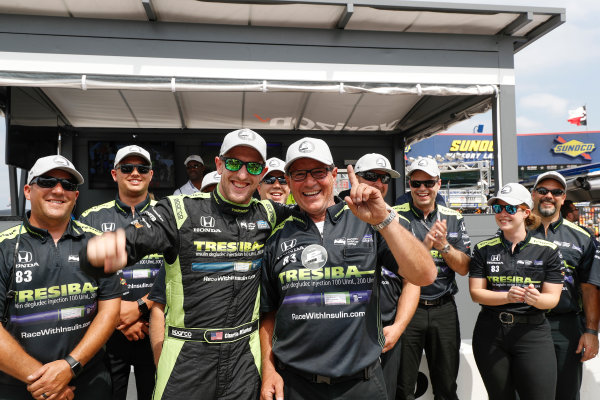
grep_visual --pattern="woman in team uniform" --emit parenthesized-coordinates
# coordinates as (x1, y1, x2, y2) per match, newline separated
(469, 183, 564, 400)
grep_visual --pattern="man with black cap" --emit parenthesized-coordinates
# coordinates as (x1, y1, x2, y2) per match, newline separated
(339, 153, 421, 399)
(173, 155, 205, 195)
(0, 155, 121, 400)
(260, 138, 436, 400)
(79, 145, 163, 400)
(82, 129, 294, 400)
(395, 157, 471, 400)
(530, 171, 600, 400)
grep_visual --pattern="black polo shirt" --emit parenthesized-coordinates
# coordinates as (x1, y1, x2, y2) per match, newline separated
(470, 231, 564, 315)
(394, 200, 471, 300)
(0, 215, 122, 387)
(78, 195, 164, 301)
(531, 217, 599, 314)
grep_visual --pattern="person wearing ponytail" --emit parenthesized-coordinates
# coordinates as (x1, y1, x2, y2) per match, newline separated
(469, 182, 563, 400)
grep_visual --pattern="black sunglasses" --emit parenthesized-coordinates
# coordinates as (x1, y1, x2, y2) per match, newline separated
(288, 167, 333, 182)
(357, 172, 391, 184)
(117, 164, 151, 174)
(262, 176, 287, 185)
(534, 187, 565, 196)
(186, 164, 203, 170)
(31, 176, 78, 192)
(492, 204, 523, 215)
(409, 179, 437, 188)
(220, 157, 265, 175)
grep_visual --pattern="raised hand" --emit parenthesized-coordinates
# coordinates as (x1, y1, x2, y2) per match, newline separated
(87, 229, 128, 274)
(344, 165, 390, 225)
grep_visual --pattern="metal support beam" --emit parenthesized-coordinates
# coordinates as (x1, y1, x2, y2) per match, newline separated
(18, 169, 27, 216)
(393, 134, 406, 201)
(499, 12, 532, 36)
(491, 85, 518, 191)
(514, 13, 565, 53)
(337, 3, 354, 29)
(8, 166, 18, 216)
(142, 0, 157, 22)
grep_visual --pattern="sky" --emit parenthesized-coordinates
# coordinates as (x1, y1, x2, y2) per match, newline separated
(0, 0, 598, 208)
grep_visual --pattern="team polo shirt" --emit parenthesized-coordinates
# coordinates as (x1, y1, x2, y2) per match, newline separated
(0, 215, 122, 386)
(470, 231, 564, 315)
(261, 199, 401, 378)
(78, 195, 164, 301)
(394, 200, 471, 300)
(531, 217, 599, 314)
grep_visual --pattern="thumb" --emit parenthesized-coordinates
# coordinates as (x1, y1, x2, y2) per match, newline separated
(576, 339, 584, 354)
(275, 378, 285, 400)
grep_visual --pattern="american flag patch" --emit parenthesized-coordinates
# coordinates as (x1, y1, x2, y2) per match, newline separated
(210, 331, 223, 341)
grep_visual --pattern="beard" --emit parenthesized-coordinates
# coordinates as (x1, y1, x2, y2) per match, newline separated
(537, 201, 556, 217)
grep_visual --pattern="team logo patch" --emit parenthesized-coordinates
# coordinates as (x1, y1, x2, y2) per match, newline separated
(101, 222, 116, 232)
(534, 260, 543, 266)
(257, 220, 269, 230)
(500, 185, 512, 194)
(448, 232, 458, 238)
(281, 239, 297, 252)
(490, 254, 501, 262)
(362, 234, 373, 243)
(17, 251, 33, 263)
(334, 238, 346, 245)
(68, 255, 79, 262)
(53, 156, 69, 166)
(418, 159, 429, 167)
(238, 129, 256, 141)
(201, 216, 216, 228)
(376, 158, 387, 167)
(298, 141, 315, 153)
(301, 244, 328, 270)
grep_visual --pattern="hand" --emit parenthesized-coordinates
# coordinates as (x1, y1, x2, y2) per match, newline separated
(87, 229, 128, 273)
(119, 300, 141, 326)
(344, 165, 389, 225)
(119, 320, 149, 341)
(523, 284, 541, 306)
(424, 220, 448, 251)
(507, 286, 526, 303)
(577, 332, 599, 362)
(260, 368, 284, 400)
(382, 324, 403, 353)
(52, 386, 76, 400)
(26, 360, 73, 399)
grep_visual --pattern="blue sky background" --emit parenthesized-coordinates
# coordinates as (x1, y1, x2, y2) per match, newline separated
(0, 0, 597, 208)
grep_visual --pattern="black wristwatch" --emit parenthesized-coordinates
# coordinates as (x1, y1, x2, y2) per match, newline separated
(137, 298, 150, 321)
(64, 355, 83, 377)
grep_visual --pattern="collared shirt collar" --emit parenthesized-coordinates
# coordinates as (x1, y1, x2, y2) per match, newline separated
(408, 197, 438, 222)
(23, 211, 84, 242)
(211, 185, 257, 216)
(292, 196, 345, 229)
(114, 194, 152, 217)
(499, 230, 532, 254)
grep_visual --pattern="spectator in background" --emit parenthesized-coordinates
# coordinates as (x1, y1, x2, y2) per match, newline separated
(173, 155, 205, 195)
(200, 171, 221, 193)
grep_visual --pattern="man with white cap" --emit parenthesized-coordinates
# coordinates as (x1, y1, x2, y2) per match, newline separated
(339, 153, 420, 400)
(530, 171, 600, 400)
(200, 171, 221, 193)
(394, 157, 471, 400)
(82, 129, 294, 400)
(0, 155, 121, 400)
(173, 155, 205, 195)
(79, 145, 163, 400)
(260, 138, 436, 400)
(258, 157, 290, 204)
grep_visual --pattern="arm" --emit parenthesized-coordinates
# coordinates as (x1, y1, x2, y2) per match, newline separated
(150, 303, 165, 366)
(577, 283, 599, 361)
(260, 311, 284, 400)
(382, 280, 420, 353)
(469, 277, 513, 306)
(344, 165, 436, 286)
(425, 219, 470, 276)
(0, 325, 43, 383)
(118, 293, 155, 329)
(27, 297, 120, 399)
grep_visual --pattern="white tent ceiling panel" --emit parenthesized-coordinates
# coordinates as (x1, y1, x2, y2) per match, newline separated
(300, 93, 361, 131)
(348, 7, 518, 35)
(180, 92, 243, 129)
(512, 14, 552, 37)
(0, 0, 68, 17)
(248, 4, 342, 29)
(121, 90, 181, 128)
(243, 92, 308, 130)
(10, 88, 62, 126)
(63, 0, 147, 21)
(344, 94, 420, 131)
(43, 88, 139, 128)
(153, 0, 250, 25)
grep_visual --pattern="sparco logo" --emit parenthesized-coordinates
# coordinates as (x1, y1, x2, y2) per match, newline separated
(201, 216, 216, 228)
(298, 141, 315, 153)
(376, 158, 387, 167)
(171, 329, 192, 339)
(18, 251, 33, 263)
(101, 222, 116, 232)
(491, 254, 501, 262)
(238, 129, 256, 141)
(281, 239, 297, 252)
(174, 199, 184, 221)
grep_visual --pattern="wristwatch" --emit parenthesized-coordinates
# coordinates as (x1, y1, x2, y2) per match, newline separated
(64, 355, 83, 377)
(371, 208, 397, 232)
(137, 298, 150, 321)
(440, 243, 451, 254)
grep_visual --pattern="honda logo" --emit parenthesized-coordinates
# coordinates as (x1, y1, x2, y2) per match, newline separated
(491, 254, 501, 262)
(101, 222, 116, 232)
(18, 251, 33, 263)
(281, 239, 297, 252)
(200, 216, 216, 228)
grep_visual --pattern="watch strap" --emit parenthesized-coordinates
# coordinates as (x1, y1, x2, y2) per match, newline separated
(137, 298, 150, 321)
(441, 243, 451, 254)
(371, 208, 397, 232)
(64, 355, 82, 377)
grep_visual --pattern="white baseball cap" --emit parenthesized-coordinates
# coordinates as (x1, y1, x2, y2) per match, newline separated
(488, 182, 533, 209)
(265, 157, 286, 175)
(200, 171, 221, 192)
(219, 129, 267, 162)
(354, 153, 400, 178)
(28, 155, 84, 185)
(184, 155, 204, 166)
(285, 137, 334, 172)
(534, 171, 567, 190)
(114, 145, 152, 167)
(407, 157, 440, 178)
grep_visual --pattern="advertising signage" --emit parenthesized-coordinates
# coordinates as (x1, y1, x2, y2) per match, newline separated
(407, 131, 599, 166)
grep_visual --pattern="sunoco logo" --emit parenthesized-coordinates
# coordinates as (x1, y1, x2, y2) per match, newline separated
(238, 129, 256, 141)
(171, 329, 192, 339)
(18, 251, 32, 263)
(376, 158, 387, 167)
(298, 141, 315, 153)
(553, 136, 595, 160)
(281, 239, 297, 252)
(101, 222, 116, 232)
(200, 216, 216, 228)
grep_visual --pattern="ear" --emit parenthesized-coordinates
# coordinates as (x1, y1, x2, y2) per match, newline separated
(331, 167, 338, 179)
(24, 184, 32, 201)
(215, 156, 224, 174)
(111, 169, 118, 182)
(148, 169, 154, 181)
